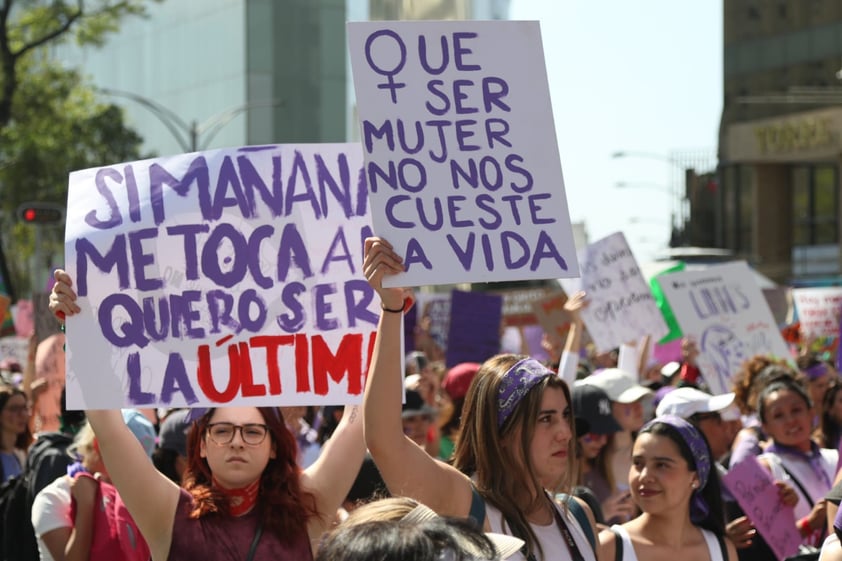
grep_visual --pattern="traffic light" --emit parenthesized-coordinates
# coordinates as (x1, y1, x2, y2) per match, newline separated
(16, 203, 64, 225)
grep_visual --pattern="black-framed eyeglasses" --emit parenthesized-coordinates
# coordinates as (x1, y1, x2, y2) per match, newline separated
(206, 422, 269, 446)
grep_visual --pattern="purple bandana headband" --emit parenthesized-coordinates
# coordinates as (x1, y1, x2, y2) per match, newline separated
(497, 358, 554, 428)
(642, 415, 711, 523)
(804, 362, 829, 381)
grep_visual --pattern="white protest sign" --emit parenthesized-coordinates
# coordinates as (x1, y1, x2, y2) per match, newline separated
(792, 287, 842, 340)
(657, 261, 791, 395)
(348, 20, 579, 287)
(0, 336, 28, 366)
(559, 232, 667, 352)
(64, 144, 378, 409)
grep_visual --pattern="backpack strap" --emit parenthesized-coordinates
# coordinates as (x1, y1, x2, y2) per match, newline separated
(778, 464, 815, 505)
(779, 464, 826, 543)
(610, 527, 624, 561)
(558, 493, 596, 553)
(468, 484, 486, 527)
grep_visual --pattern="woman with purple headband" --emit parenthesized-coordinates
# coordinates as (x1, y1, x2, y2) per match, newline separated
(362, 238, 598, 561)
(797, 353, 838, 432)
(598, 415, 737, 561)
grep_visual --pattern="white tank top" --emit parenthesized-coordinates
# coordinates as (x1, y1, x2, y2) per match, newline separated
(484, 501, 597, 561)
(610, 524, 725, 561)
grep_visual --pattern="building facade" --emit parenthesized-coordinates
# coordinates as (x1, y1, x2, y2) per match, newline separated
(56, 0, 509, 157)
(55, 0, 347, 157)
(716, 0, 842, 285)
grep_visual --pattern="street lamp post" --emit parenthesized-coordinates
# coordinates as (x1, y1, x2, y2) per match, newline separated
(100, 88, 282, 152)
(611, 150, 693, 242)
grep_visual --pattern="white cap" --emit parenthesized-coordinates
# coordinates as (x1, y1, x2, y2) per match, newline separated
(719, 403, 742, 422)
(578, 368, 653, 404)
(660, 361, 681, 378)
(655, 387, 736, 419)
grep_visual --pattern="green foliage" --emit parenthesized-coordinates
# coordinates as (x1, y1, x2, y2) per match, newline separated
(0, 0, 156, 297)
(0, 60, 147, 296)
(6, 1, 152, 51)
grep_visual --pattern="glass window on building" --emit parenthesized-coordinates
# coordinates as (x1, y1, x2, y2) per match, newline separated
(721, 164, 754, 255)
(792, 166, 810, 245)
(737, 166, 754, 253)
(791, 164, 839, 246)
(722, 165, 738, 249)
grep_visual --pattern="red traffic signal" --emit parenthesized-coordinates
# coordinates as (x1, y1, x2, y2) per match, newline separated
(16, 203, 65, 225)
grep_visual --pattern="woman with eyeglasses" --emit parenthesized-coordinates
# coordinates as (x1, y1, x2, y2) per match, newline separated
(49, 269, 367, 561)
(0, 385, 33, 482)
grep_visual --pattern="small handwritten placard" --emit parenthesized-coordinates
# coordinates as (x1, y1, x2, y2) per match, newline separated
(721, 455, 800, 561)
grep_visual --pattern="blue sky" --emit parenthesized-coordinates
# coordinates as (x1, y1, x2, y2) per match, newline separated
(509, 0, 723, 263)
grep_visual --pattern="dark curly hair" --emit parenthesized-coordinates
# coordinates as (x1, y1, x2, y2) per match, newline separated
(731, 355, 796, 415)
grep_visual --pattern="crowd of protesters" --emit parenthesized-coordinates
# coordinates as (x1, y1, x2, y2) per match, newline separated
(0, 237, 837, 561)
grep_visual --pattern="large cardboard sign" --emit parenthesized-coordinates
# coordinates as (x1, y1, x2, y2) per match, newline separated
(657, 261, 791, 395)
(792, 286, 842, 340)
(64, 144, 379, 409)
(348, 20, 579, 287)
(560, 232, 667, 352)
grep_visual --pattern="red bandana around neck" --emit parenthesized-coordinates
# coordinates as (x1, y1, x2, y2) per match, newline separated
(213, 477, 260, 517)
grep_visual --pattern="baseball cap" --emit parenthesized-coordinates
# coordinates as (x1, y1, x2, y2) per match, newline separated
(655, 387, 736, 419)
(660, 361, 681, 379)
(571, 384, 622, 435)
(579, 368, 653, 404)
(121, 409, 157, 457)
(442, 363, 481, 401)
(159, 409, 191, 457)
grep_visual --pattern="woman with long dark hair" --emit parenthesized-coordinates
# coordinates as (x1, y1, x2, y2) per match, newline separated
(0, 385, 33, 482)
(598, 415, 737, 561)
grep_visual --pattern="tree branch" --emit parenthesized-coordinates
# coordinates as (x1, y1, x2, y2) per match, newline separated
(13, 6, 83, 58)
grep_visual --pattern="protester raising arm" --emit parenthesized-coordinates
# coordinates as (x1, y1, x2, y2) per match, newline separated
(363, 237, 598, 561)
(361, 238, 476, 518)
(557, 291, 587, 386)
(50, 268, 368, 559)
(50, 269, 181, 560)
(299, 403, 366, 542)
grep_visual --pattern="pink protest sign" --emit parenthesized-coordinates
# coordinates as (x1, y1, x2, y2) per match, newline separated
(721, 456, 800, 561)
